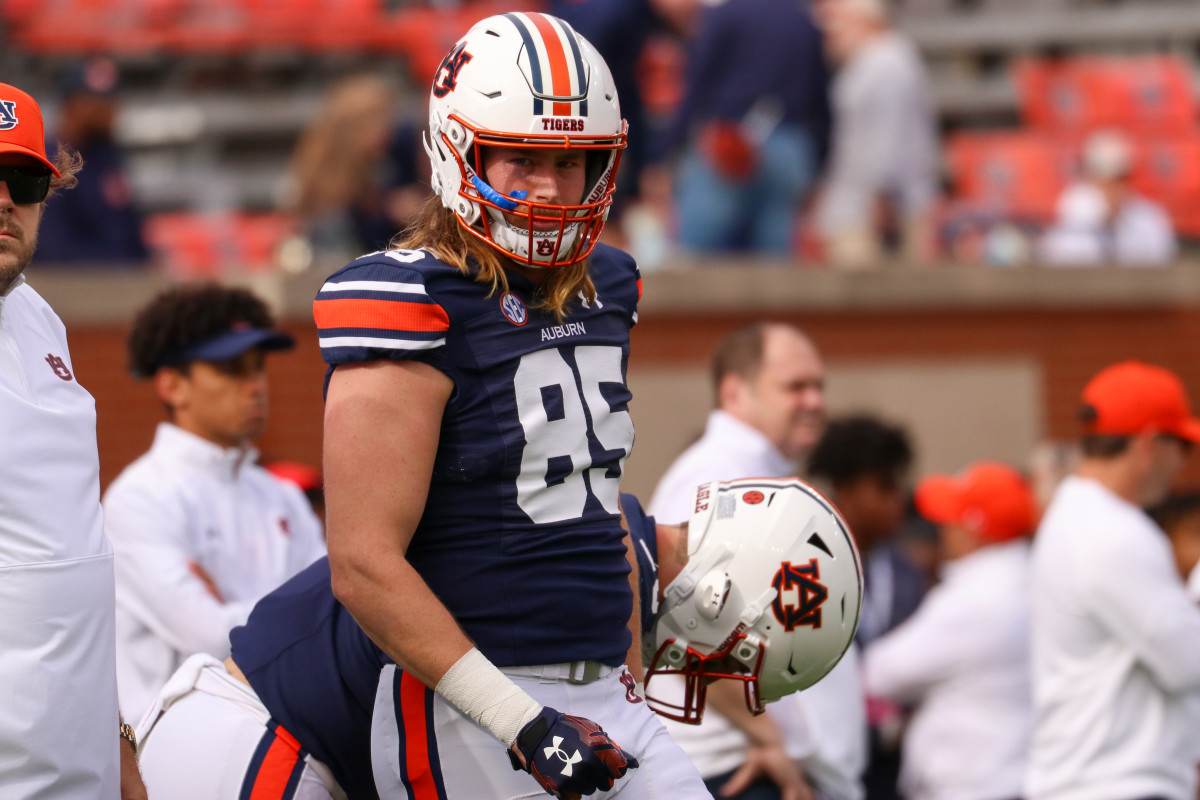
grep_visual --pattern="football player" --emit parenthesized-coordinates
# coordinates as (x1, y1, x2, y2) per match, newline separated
(135, 481, 862, 800)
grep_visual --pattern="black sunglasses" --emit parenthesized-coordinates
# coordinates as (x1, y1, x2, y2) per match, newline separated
(0, 165, 52, 205)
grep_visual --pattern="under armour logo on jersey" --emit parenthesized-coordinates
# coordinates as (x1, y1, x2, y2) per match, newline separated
(578, 290, 603, 310)
(433, 43, 472, 98)
(0, 100, 17, 131)
(44, 353, 73, 381)
(544, 737, 583, 776)
(771, 558, 827, 631)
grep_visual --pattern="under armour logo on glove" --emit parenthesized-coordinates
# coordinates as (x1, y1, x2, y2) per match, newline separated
(510, 707, 639, 798)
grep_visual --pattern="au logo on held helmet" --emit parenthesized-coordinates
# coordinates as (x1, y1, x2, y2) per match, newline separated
(771, 559, 827, 631)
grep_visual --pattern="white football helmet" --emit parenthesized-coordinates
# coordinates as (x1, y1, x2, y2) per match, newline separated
(424, 11, 626, 268)
(646, 478, 863, 724)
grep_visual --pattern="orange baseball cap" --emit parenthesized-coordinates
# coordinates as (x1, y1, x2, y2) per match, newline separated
(1079, 360, 1200, 443)
(915, 461, 1037, 543)
(0, 83, 61, 177)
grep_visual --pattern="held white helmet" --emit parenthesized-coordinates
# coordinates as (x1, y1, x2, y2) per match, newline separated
(646, 478, 863, 724)
(424, 11, 627, 268)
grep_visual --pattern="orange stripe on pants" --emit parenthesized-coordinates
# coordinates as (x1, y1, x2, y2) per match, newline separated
(247, 726, 303, 800)
(400, 672, 440, 800)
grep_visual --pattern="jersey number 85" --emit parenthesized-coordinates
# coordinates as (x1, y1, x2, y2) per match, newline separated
(514, 346, 633, 524)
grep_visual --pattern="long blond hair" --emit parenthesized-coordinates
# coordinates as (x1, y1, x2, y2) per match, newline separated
(394, 196, 596, 322)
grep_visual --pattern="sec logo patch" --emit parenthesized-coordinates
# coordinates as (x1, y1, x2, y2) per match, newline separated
(500, 292, 527, 326)
(742, 490, 764, 505)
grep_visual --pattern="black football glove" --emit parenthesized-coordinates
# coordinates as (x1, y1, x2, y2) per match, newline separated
(508, 707, 639, 798)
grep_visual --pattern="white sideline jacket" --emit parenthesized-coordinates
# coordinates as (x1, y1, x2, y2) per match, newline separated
(1027, 476, 1200, 800)
(105, 422, 326, 722)
(0, 276, 120, 798)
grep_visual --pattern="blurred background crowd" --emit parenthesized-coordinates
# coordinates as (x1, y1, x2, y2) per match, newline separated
(6, 1, 1200, 798)
(5, 0, 1200, 274)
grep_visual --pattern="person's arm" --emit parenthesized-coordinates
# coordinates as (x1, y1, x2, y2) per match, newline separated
(119, 718, 147, 800)
(1080, 531, 1200, 693)
(705, 681, 815, 800)
(862, 585, 967, 703)
(323, 358, 468, 688)
(105, 483, 255, 657)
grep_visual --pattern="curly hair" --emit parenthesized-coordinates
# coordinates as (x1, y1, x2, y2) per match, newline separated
(806, 414, 914, 488)
(46, 144, 83, 199)
(127, 283, 276, 378)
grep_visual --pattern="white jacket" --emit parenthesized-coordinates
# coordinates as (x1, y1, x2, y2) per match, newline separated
(105, 422, 326, 722)
(649, 410, 867, 800)
(1028, 476, 1200, 800)
(0, 277, 120, 798)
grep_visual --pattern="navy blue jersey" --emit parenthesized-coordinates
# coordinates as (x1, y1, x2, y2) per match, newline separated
(229, 558, 388, 800)
(313, 244, 640, 668)
(230, 499, 660, 799)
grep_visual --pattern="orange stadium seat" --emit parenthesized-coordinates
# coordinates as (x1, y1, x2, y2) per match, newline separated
(1014, 55, 1198, 135)
(1129, 137, 1200, 237)
(945, 131, 1075, 223)
(144, 211, 294, 277)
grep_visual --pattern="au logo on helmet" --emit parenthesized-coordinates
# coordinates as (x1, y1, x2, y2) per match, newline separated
(771, 558, 827, 631)
(0, 100, 17, 131)
(433, 43, 472, 99)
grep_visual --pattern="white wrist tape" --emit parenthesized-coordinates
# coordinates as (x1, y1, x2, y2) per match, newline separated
(435, 648, 542, 747)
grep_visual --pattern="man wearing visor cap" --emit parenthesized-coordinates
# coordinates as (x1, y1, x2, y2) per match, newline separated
(0, 82, 147, 798)
(103, 283, 326, 724)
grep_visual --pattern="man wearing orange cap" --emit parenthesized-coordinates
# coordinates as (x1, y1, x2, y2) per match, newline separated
(1027, 360, 1200, 800)
(863, 461, 1037, 800)
(0, 83, 146, 798)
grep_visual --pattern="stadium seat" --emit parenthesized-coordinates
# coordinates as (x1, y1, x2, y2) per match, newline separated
(144, 211, 294, 276)
(944, 131, 1075, 223)
(1014, 55, 1198, 134)
(1129, 137, 1200, 237)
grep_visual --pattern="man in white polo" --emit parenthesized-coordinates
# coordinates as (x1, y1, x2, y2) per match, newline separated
(1028, 360, 1200, 800)
(0, 82, 145, 798)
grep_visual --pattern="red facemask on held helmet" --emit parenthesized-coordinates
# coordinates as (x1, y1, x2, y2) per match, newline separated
(424, 11, 626, 268)
(646, 478, 863, 724)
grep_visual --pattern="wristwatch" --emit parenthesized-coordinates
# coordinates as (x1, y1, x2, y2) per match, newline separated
(119, 720, 137, 753)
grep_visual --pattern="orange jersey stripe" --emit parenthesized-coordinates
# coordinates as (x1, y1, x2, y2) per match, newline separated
(636, 277, 643, 302)
(529, 13, 573, 116)
(400, 672, 440, 800)
(313, 297, 449, 333)
(247, 732, 302, 800)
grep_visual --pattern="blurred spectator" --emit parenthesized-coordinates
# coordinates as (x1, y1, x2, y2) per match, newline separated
(264, 460, 325, 524)
(285, 74, 425, 264)
(1148, 491, 1200, 595)
(806, 414, 926, 800)
(548, 0, 664, 221)
(37, 58, 150, 265)
(104, 284, 326, 722)
(865, 461, 1036, 800)
(1028, 360, 1200, 800)
(815, 0, 939, 268)
(663, 0, 831, 255)
(650, 322, 868, 800)
(1038, 129, 1177, 267)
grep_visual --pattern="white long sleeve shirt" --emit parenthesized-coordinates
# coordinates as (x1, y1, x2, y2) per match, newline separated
(865, 540, 1033, 800)
(1028, 476, 1200, 800)
(0, 276, 120, 798)
(648, 410, 867, 799)
(105, 422, 326, 722)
